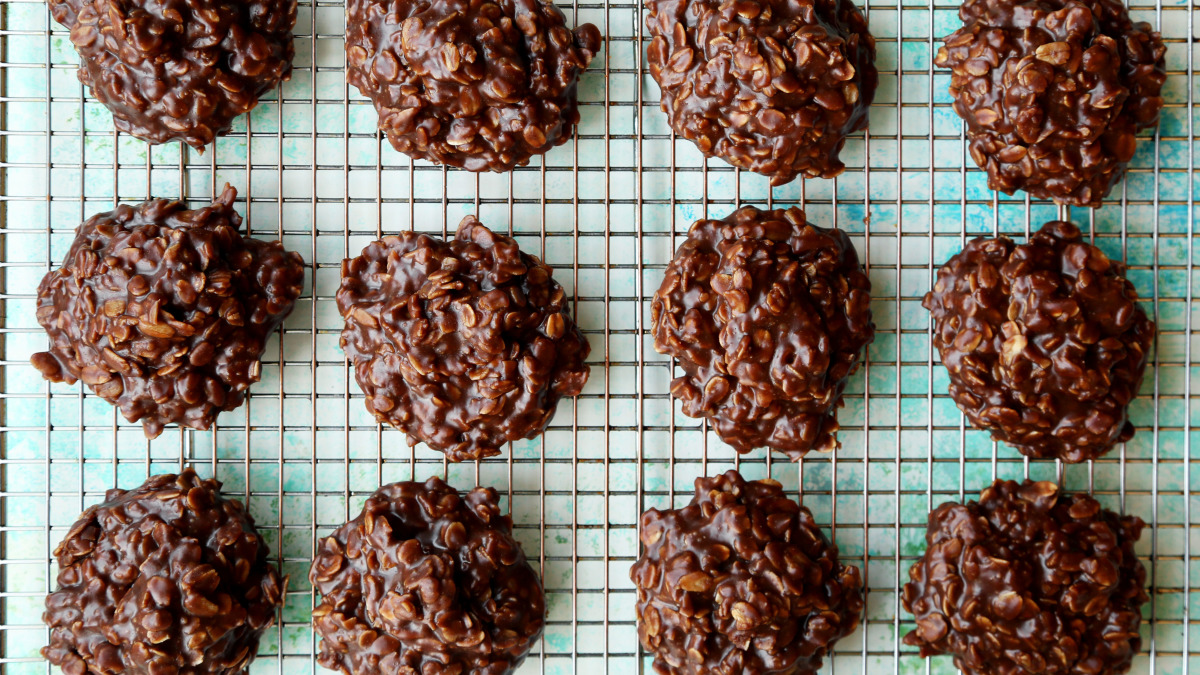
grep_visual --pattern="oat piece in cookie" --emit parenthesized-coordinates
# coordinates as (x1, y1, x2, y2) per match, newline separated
(32, 185, 306, 438)
(935, 0, 1166, 207)
(43, 469, 286, 675)
(337, 216, 590, 461)
(903, 479, 1148, 675)
(924, 221, 1153, 463)
(631, 470, 863, 675)
(345, 0, 601, 172)
(310, 477, 545, 675)
(49, 0, 296, 149)
(651, 206, 874, 460)
(645, 0, 876, 185)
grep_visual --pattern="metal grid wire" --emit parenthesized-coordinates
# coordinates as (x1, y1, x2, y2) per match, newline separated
(0, 0, 1195, 671)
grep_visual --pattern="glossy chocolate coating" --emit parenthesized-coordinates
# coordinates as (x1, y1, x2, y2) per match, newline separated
(310, 477, 545, 675)
(924, 220, 1153, 462)
(346, 0, 601, 171)
(337, 216, 590, 461)
(935, 0, 1166, 206)
(32, 186, 306, 438)
(49, 0, 296, 149)
(631, 470, 863, 675)
(43, 469, 286, 675)
(903, 479, 1148, 675)
(651, 206, 874, 459)
(645, 0, 876, 184)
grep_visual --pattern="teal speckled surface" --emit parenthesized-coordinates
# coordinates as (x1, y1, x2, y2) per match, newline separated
(2, 0, 1197, 672)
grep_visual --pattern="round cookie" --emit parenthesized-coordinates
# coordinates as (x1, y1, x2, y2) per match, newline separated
(923, 220, 1154, 462)
(630, 470, 863, 675)
(43, 469, 286, 675)
(645, 0, 876, 184)
(345, 0, 601, 171)
(337, 216, 591, 462)
(31, 186, 305, 438)
(935, 0, 1166, 206)
(310, 477, 545, 675)
(651, 205, 874, 459)
(49, 0, 296, 149)
(903, 479, 1148, 675)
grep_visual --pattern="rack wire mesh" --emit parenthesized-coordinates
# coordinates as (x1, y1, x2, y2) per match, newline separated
(0, 0, 1195, 671)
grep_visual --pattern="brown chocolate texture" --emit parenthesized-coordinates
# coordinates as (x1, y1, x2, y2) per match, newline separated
(935, 0, 1166, 206)
(924, 220, 1153, 462)
(346, 0, 601, 171)
(310, 477, 545, 675)
(337, 216, 591, 461)
(903, 479, 1148, 675)
(631, 470, 863, 675)
(651, 206, 874, 459)
(32, 186, 306, 438)
(49, 0, 296, 149)
(43, 469, 286, 675)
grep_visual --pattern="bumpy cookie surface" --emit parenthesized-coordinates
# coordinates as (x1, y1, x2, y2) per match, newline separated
(651, 206, 874, 459)
(935, 0, 1166, 206)
(337, 216, 590, 461)
(924, 221, 1153, 462)
(32, 186, 306, 438)
(645, 0, 876, 184)
(49, 0, 296, 148)
(310, 477, 545, 675)
(43, 469, 285, 675)
(631, 470, 863, 675)
(346, 0, 601, 171)
(903, 480, 1148, 675)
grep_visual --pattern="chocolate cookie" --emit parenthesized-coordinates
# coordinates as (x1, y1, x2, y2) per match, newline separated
(645, 0, 876, 184)
(923, 221, 1154, 463)
(310, 477, 545, 675)
(31, 185, 306, 438)
(49, 0, 296, 149)
(935, 0, 1166, 206)
(337, 216, 590, 462)
(43, 469, 286, 675)
(651, 206, 874, 459)
(903, 480, 1148, 675)
(345, 0, 601, 171)
(631, 470, 863, 675)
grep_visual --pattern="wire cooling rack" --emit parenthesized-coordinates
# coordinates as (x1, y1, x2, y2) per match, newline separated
(0, 0, 1196, 671)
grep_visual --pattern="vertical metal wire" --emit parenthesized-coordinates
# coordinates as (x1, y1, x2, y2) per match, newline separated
(892, 4, 905, 670)
(669, 86, 680, 504)
(565, 158, 576, 675)
(534, 150, 547, 672)
(75, 61, 84, 504)
(5, 0, 1197, 670)
(924, 4, 937, 671)
(1118, 180, 1130, 516)
(1183, 0, 1194, 666)
(111, 127, 121, 487)
(598, 2, 611, 668)
(825, 173, 837, 675)
(634, 1, 647, 668)
(858, 0, 873, 661)
(41, 19, 52, 675)
(308, 0, 321, 665)
(243, 93, 254, 586)
(989, 191, 999, 481)
(956, 71, 968, 514)
(273, 77, 286, 675)
(339, 17, 353, 668)
(0, 4, 8, 655)
(1147, 29, 1162, 673)
(502, 166, 514, 661)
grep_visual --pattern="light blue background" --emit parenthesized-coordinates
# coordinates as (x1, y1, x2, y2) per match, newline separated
(1, 0, 1197, 672)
